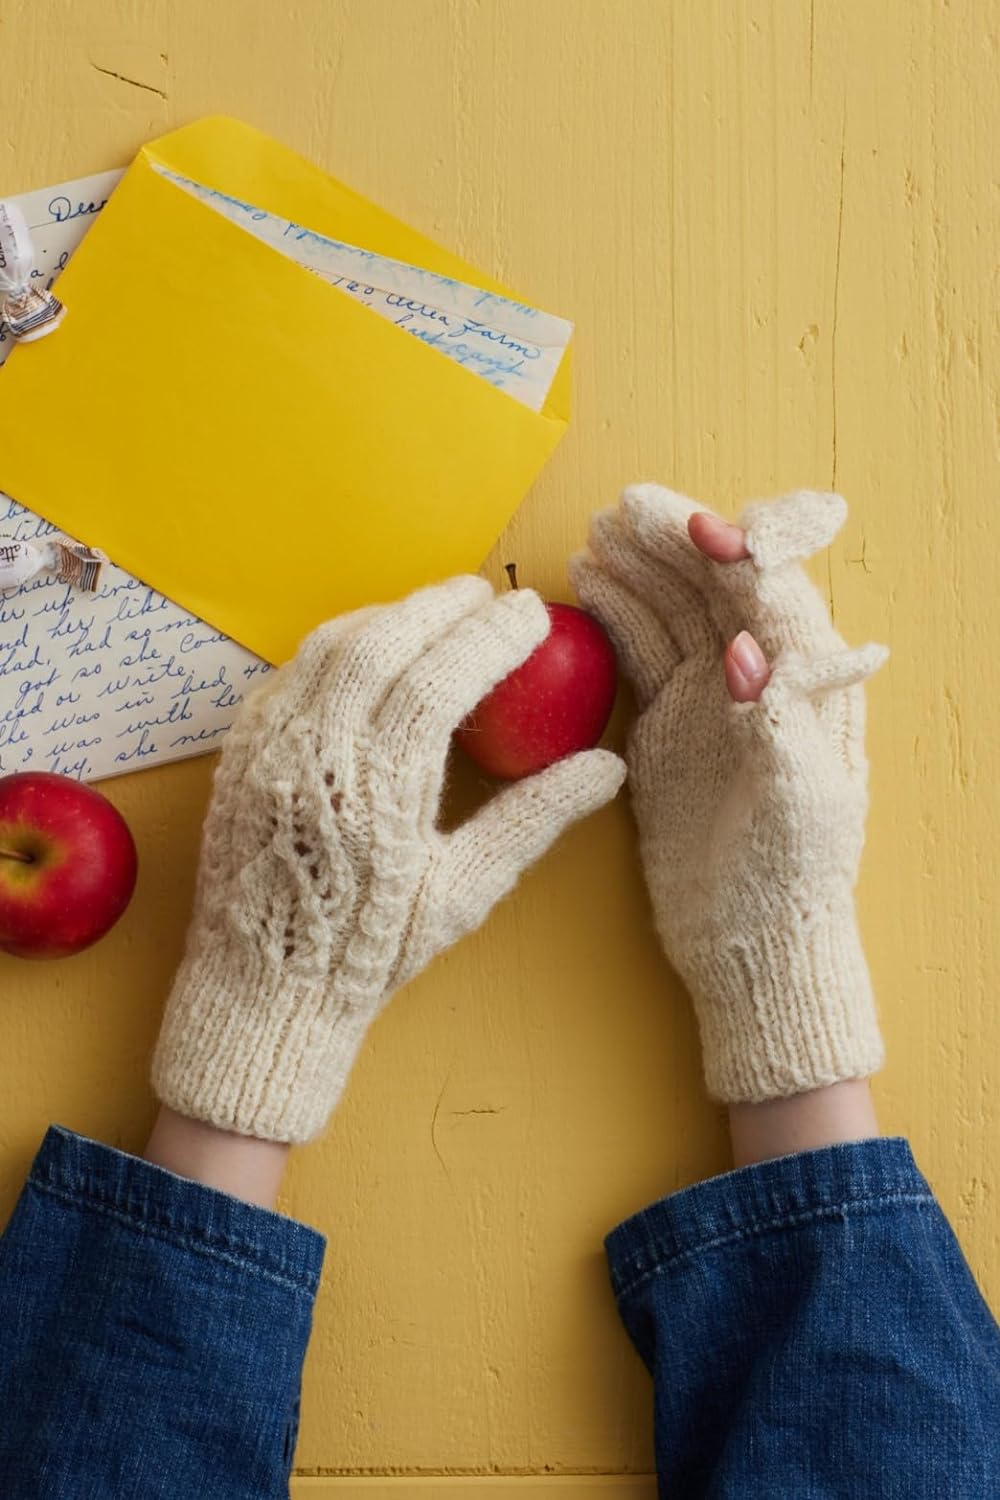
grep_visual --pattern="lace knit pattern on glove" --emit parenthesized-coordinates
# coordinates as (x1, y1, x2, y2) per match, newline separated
(152, 576, 625, 1143)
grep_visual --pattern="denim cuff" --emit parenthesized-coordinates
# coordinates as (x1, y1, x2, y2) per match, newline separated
(30, 1124, 326, 1299)
(605, 1136, 934, 1304)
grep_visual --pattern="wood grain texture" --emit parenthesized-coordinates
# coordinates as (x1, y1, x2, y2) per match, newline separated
(0, 0, 996, 1482)
(289, 1483, 655, 1496)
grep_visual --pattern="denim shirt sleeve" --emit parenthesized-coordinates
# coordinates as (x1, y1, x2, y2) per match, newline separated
(604, 1137, 1000, 1500)
(0, 1125, 326, 1500)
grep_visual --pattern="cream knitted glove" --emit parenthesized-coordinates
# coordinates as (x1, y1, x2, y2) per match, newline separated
(570, 486, 887, 1104)
(152, 575, 625, 1143)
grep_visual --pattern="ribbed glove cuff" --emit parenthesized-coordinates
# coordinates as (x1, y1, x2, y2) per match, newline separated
(690, 907, 884, 1103)
(151, 942, 375, 1144)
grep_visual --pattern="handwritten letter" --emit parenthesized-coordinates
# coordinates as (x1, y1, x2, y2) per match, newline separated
(0, 169, 123, 368)
(0, 496, 269, 781)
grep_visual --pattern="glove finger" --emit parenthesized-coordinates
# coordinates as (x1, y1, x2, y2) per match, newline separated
(568, 552, 680, 708)
(730, 644, 886, 786)
(312, 575, 495, 732)
(434, 749, 627, 941)
(377, 587, 551, 769)
(740, 490, 847, 569)
(657, 489, 849, 660)
(248, 607, 383, 727)
(778, 642, 889, 698)
(587, 508, 722, 658)
(619, 483, 744, 642)
(723, 491, 848, 659)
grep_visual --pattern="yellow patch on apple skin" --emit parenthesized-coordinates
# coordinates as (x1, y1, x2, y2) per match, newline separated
(0, 822, 67, 893)
(1, 864, 45, 893)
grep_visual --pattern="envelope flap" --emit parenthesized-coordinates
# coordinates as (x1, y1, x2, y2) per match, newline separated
(147, 116, 569, 422)
(0, 144, 569, 668)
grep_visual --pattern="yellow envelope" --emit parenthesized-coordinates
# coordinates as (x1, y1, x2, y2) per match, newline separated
(0, 116, 570, 664)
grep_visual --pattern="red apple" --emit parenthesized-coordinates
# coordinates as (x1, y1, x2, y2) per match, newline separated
(456, 572, 618, 779)
(0, 772, 137, 958)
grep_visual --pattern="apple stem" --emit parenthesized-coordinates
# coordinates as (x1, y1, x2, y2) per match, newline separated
(0, 847, 32, 864)
(505, 562, 519, 590)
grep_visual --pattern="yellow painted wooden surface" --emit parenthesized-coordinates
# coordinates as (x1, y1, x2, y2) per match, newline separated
(288, 1484, 654, 1497)
(0, 0, 997, 1486)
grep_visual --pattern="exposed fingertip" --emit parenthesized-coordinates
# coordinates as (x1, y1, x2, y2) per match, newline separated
(725, 656, 762, 704)
(725, 631, 771, 702)
(688, 511, 751, 563)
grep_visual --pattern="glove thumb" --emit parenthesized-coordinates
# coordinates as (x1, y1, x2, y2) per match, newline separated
(397, 749, 626, 984)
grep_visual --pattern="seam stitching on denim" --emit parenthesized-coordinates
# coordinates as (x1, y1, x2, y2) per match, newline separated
(28, 1177, 319, 1298)
(33, 1168, 285, 1252)
(611, 1190, 936, 1301)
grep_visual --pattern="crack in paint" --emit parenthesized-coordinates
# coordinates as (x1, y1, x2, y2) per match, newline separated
(91, 63, 168, 100)
(429, 1069, 453, 1184)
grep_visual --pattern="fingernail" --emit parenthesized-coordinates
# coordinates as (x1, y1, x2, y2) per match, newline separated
(730, 630, 768, 680)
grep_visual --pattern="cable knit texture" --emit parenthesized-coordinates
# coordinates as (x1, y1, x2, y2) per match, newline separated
(570, 485, 887, 1103)
(152, 576, 626, 1143)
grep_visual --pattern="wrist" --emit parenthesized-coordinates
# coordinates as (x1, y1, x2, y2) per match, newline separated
(728, 1078, 880, 1168)
(143, 1105, 290, 1210)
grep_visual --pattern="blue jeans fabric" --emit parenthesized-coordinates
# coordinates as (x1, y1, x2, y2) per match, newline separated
(606, 1136, 1000, 1498)
(0, 1129, 997, 1498)
(0, 1125, 325, 1498)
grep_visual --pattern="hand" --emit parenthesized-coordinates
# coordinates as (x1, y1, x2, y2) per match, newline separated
(152, 576, 625, 1144)
(570, 486, 887, 1103)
